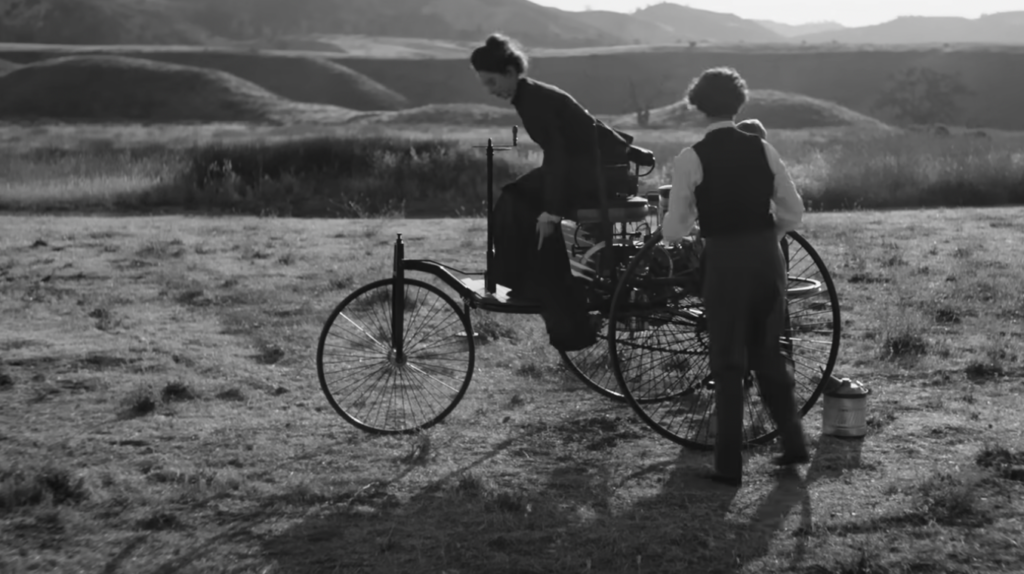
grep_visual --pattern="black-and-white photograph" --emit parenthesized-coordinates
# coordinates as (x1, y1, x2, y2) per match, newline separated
(1, 1, 1022, 572)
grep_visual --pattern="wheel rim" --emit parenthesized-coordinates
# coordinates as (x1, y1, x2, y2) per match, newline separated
(317, 278, 474, 433)
(610, 231, 841, 449)
(559, 226, 665, 402)
(783, 231, 842, 417)
(559, 312, 618, 399)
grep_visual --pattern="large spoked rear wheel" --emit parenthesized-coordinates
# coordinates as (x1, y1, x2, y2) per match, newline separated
(558, 238, 680, 402)
(317, 278, 475, 434)
(782, 231, 842, 422)
(609, 231, 840, 450)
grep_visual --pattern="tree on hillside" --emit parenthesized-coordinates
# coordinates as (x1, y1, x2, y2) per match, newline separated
(873, 66, 974, 125)
(628, 76, 675, 128)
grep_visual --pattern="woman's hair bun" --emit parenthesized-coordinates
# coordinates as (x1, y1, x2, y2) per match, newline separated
(486, 34, 509, 50)
(470, 33, 528, 75)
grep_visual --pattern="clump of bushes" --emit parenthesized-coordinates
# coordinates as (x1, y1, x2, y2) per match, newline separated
(136, 136, 534, 217)
(5, 129, 1023, 218)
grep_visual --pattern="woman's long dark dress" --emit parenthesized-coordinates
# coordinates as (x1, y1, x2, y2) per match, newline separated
(493, 77, 633, 350)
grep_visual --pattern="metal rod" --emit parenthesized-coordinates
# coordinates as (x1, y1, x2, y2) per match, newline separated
(485, 138, 495, 294)
(595, 136, 613, 278)
(392, 233, 405, 359)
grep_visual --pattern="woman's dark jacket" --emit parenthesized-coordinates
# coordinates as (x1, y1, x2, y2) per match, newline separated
(510, 77, 634, 217)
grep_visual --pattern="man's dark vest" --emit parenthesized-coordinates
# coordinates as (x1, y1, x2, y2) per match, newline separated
(692, 128, 775, 238)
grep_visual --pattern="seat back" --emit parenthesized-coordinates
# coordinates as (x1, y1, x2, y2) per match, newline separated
(627, 145, 656, 168)
(573, 196, 650, 224)
(603, 163, 639, 199)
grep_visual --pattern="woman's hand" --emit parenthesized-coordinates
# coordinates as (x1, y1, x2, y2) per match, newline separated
(536, 213, 560, 250)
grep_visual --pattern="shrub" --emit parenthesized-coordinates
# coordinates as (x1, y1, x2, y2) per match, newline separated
(137, 136, 534, 217)
(3, 128, 1023, 217)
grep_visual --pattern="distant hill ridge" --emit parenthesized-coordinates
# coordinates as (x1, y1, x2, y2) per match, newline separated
(0, 57, 19, 74)
(2, 0, 1023, 47)
(2, 43, 1023, 129)
(754, 20, 846, 38)
(0, 45, 409, 111)
(616, 89, 891, 130)
(796, 12, 1024, 44)
(0, 55, 357, 123)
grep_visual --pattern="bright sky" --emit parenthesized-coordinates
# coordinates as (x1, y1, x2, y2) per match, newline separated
(530, 0, 1023, 27)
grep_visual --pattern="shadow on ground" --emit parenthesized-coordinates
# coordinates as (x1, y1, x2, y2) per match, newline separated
(246, 419, 815, 574)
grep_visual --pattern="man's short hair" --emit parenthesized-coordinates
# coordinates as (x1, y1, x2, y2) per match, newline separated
(686, 67, 748, 118)
(737, 118, 767, 139)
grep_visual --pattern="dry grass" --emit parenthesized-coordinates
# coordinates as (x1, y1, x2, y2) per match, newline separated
(1, 124, 1022, 218)
(0, 209, 1022, 573)
(0, 148, 183, 210)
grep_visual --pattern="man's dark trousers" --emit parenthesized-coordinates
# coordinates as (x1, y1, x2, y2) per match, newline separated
(702, 229, 807, 479)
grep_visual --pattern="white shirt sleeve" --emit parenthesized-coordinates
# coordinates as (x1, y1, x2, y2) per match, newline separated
(763, 140, 804, 240)
(662, 147, 701, 243)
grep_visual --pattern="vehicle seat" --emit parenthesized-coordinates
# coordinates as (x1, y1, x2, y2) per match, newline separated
(645, 184, 672, 207)
(572, 196, 651, 224)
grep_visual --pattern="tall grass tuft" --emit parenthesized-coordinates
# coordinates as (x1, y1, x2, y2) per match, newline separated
(136, 136, 536, 217)
(0, 145, 183, 211)
(788, 132, 1024, 210)
(1, 128, 1022, 217)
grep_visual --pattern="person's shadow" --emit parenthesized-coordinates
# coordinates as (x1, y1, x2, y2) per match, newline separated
(261, 440, 813, 573)
(806, 434, 866, 484)
(138, 417, 823, 574)
(782, 433, 865, 568)
(619, 449, 812, 574)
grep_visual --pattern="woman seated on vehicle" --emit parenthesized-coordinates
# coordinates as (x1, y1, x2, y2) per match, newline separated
(469, 33, 635, 352)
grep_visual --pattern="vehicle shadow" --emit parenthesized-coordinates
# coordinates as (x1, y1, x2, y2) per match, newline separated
(248, 426, 814, 574)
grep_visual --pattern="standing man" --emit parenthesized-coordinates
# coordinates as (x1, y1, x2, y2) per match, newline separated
(662, 67, 810, 486)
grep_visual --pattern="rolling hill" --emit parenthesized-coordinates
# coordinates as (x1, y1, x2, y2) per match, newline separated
(631, 3, 785, 44)
(168, 0, 623, 48)
(349, 91, 890, 131)
(0, 0, 792, 48)
(796, 13, 1024, 45)
(3, 41, 1024, 129)
(0, 55, 357, 123)
(307, 35, 475, 58)
(570, 10, 678, 45)
(755, 20, 846, 38)
(612, 89, 891, 130)
(0, 45, 409, 111)
(0, 0, 214, 45)
(0, 57, 19, 74)
(4, 0, 1024, 49)
(331, 44, 1024, 130)
(126, 51, 410, 111)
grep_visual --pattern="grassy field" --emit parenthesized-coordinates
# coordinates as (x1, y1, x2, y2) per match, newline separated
(0, 123, 1021, 217)
(1, 209, 1023, 573)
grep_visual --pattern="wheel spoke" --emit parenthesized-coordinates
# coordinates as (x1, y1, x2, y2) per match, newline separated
(610, 231, 840, 449)
(317, 278, 475, 434)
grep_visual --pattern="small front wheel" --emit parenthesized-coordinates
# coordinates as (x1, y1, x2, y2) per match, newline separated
(316, 278, 475, 433)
